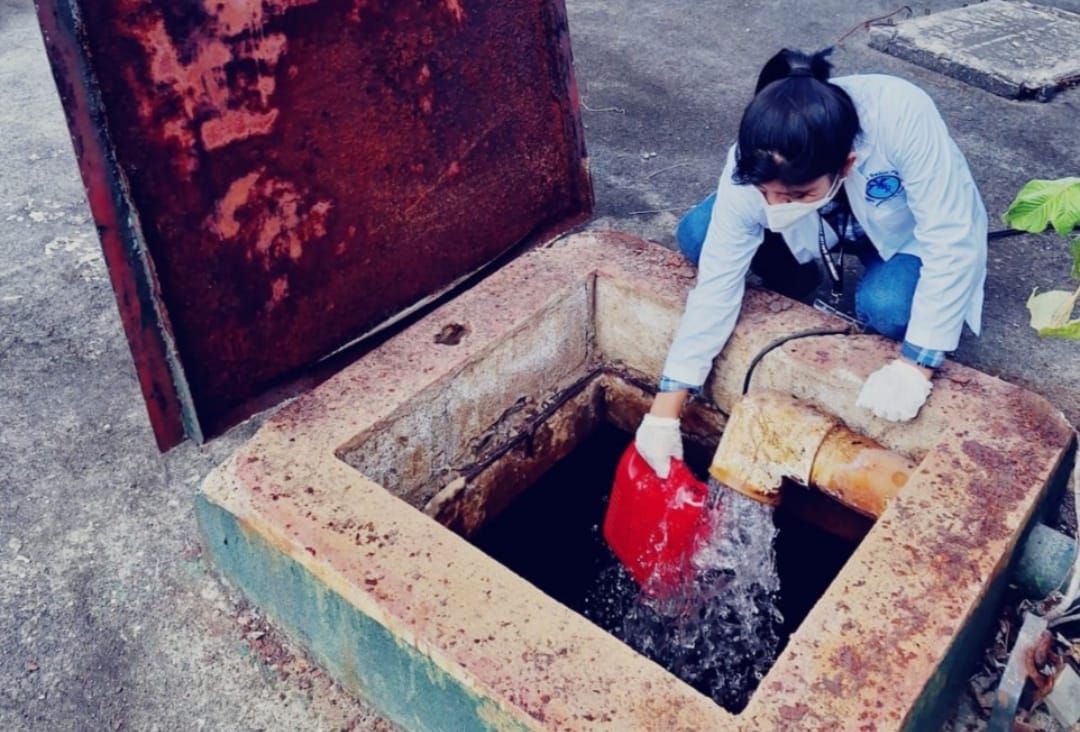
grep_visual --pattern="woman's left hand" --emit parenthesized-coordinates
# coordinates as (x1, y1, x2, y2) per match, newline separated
(856, 358, 933, 421)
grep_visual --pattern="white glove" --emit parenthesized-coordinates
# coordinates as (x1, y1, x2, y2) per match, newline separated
(856, 358, 933, 422)
(635, 414, 683, 479)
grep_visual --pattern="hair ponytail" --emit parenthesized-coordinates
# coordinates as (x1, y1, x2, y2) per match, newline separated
(734, 48, 860, 186)
(754, 48, 834, 93)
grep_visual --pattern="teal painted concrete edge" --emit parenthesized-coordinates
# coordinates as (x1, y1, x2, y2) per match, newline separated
(195, 494, 533, 732)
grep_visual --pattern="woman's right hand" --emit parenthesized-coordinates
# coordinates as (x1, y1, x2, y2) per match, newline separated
(634, 415, 683, 478)
(634, 390, 689, 478)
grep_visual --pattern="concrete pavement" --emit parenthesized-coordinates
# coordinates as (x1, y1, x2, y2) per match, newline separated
(2, 0, 1077, 729)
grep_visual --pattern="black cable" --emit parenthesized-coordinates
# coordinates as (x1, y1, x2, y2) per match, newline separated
(742, 328, 851, 395)
(988, 227, 1080, 240)
(988, 228, 1027, 241)
(738, 228, 1040, 395)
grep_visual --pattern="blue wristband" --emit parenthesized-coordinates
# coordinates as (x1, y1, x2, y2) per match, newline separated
(658, 376, 701, 394)
(900, 340, 946, 369)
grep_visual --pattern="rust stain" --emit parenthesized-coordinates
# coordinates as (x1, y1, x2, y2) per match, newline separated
(206, 167, 333, 304)
(444, 0, 467, 24)
(212, 171, 262, 238)
(779, 702, 810, 721)
(271, 277, 289, 305)
(117, 7, 295, 173)
(208, 0, 322, 33)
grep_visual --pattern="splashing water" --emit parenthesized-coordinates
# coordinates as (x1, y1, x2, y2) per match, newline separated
(585, 479, 783, 713)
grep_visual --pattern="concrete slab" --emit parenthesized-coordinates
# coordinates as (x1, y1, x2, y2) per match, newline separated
(199, 231, 1075, 731)
(869, 0, 1080, 100)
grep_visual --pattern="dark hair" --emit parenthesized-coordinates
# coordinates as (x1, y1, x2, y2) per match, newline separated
(733, 48, 860, 186)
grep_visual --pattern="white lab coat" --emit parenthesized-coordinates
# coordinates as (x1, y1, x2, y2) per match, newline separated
(661, 74, 988, 388)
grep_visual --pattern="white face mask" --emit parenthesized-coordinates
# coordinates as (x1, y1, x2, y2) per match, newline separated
(763, 175, 845, 232)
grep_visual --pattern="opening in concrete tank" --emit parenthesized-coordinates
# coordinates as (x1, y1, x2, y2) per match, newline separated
(469, 422, 864, 712)
(346, 369, 872, 713)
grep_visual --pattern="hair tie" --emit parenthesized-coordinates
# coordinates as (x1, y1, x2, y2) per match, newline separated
(788, 67, 814, 78)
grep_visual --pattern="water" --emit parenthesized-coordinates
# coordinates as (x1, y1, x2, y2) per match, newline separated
(471, 426, 855, 713)
(583, 484, 782, 712)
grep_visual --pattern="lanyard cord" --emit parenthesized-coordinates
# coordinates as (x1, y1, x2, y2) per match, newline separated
(818, 210, 846, 300)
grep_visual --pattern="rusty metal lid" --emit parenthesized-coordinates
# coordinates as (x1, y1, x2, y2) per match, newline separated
(37, 0, 592, 449)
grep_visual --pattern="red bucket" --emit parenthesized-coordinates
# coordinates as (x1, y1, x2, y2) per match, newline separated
(603, 444, 713, 597)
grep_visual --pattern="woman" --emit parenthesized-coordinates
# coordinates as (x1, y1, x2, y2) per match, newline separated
(637, 48, 987, 478)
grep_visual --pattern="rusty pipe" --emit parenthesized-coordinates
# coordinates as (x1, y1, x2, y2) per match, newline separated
(708, 390, 916, 518)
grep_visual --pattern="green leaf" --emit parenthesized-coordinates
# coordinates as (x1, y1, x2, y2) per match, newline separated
(1039, 320, 1080, 339)
(1027, 288, 1072, 328)
(1027, 288, 1080, 338)
(1002, 178, 1080, 235)
(1072, 236, 1080, 282)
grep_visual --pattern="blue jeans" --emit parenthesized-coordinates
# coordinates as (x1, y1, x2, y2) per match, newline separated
(676, 192, 921, 341)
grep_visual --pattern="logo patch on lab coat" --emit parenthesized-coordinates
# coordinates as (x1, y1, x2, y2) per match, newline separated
(865, 171, 903, 203)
